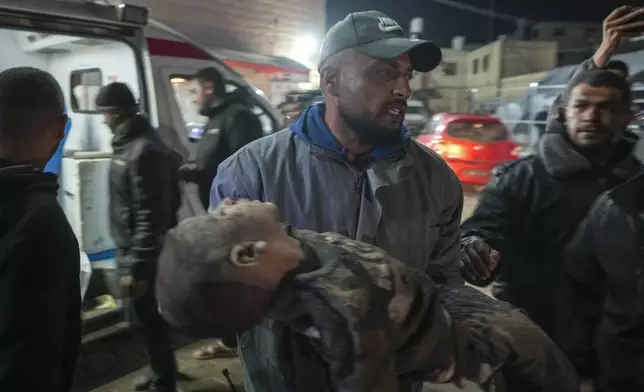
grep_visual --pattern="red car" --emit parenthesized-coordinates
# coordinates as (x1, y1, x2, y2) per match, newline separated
(416, 113, 521, 185)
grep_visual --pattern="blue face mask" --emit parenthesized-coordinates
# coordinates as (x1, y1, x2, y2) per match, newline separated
(44, 109, 71, 175)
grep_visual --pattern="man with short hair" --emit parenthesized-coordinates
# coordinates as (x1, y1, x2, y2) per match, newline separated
(459, 6, 644, 338)
(212, 10, 463, 392)
(181, 66, 264, 360)
(461, 69, 640, 339)
(0, 67, 81, 392)
(544, 6, 639, 135)
(96, 82, 181, 392)
(178, 67, 264, 210)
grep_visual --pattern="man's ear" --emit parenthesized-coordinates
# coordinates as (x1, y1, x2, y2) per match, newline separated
(229, 241, 268, 267)
(321, 69, 339, 98)
(54, 114, 68, 142)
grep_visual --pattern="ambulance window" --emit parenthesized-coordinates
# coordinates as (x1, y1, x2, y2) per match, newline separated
(70, 69, 102, 113)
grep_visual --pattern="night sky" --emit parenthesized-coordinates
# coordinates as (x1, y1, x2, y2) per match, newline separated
(325, 0, 628, 46)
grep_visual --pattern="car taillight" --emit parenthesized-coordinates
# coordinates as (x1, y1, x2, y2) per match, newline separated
(427, 139, 463, 158)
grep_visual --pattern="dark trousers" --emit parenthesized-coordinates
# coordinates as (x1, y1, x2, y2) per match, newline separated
(124, 290, 177, 389)
(118, 256, 177, 390)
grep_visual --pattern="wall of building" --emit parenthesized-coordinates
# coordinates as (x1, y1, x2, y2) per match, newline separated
(502, 40, 558, 79)
(499, 71, 550, 100)
(131, 0, 326, 59)
(530, 21, 600, 50)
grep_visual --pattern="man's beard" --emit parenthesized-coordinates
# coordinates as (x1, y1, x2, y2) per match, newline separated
(339, 106, 401, 147)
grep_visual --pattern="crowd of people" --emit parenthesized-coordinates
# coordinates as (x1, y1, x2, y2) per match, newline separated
(1, 5, 644, 392)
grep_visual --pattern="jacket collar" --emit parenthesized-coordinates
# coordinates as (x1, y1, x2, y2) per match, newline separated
(111, 114, 150, 148)
(538, 131, 639, 180)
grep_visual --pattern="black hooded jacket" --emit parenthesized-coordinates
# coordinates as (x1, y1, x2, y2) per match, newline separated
(460, 131, 641, 338)
(560, 138, 644, 390)
(0, 160, 81, 392)
(190, 87, 264, 207)
(109, 114, 181, 278)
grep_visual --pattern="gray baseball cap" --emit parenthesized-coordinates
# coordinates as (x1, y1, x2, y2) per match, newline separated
(317, 11, 442, 72)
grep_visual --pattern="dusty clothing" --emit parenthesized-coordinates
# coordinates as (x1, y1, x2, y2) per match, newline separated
(460, 132, 641, 337)
(109, 114, 181, 280)
(157, 226, 578, 392)
(212, 103, 464, 392)
(561, 139, 644, 391)
(0, 160, 81, 392)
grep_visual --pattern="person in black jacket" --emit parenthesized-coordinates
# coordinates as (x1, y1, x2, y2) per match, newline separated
(178, 67, 264, 210)
(561, 140, 644, 392)
(459, 6, 643, 335)
(460, 70, 640, 340)
(178, 67, 264, 360)
(96, 82, 181, 392)
(0, 67, 81, 391)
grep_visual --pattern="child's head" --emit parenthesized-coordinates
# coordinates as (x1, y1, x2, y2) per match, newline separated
(156, 198, 304, 337)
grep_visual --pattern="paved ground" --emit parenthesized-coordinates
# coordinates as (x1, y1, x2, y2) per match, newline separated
(74, 191, 483, 392)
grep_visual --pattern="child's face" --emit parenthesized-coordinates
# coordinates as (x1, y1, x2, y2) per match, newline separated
(214, 199, 304, 290)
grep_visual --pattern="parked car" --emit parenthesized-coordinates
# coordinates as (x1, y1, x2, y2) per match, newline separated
(278, 89, 323, 126)
(404, 99, 429, 137)
(417, 113, 521, 185)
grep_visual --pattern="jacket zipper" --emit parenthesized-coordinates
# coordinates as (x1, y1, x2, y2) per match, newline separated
(353, 167, 367, 240)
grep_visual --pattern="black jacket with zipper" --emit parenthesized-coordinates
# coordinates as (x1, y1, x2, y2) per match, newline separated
(191, 87, 264, 208)
(0, 160, 81, 392)
(561, 138, 644, 391)
(109, 114, 181, 279)
(460, 131, 641, 338)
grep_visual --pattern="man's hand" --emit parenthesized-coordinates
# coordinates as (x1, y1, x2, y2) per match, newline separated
(580, 379, 594, 392)
(460, 237, 500, 281)
(120, 275, 148, 298)
(177, 162, 199, 182)
(594, 6, 644, 68)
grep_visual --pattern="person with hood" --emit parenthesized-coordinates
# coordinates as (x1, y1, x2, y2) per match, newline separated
(96, 82, 181, 392)
(460, 68, 640, 338)
(459, 6, 643, 335)
(178, 67, 264, 210)
(0, 67, 81, 391)
(561, 133, 644, 392)
(181, 67, 265, 360)
(211, 10, 463, 392)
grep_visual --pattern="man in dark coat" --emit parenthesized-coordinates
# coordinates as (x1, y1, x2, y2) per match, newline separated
(459, 6, 643, 338)
(459, 69, 640, 338)
(178, 67, 264, 210)
(96, 82, 181, 392)
(0, 67, 81, 392)
(561, 141, 644, 390)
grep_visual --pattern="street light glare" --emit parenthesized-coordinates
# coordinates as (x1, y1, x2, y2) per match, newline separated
(292, 35, 317, 63)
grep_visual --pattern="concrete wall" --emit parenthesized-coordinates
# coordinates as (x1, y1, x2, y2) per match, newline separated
(131, 0, 326, 59)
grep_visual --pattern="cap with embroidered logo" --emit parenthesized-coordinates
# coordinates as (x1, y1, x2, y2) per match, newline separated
(317, 10, 442, 72)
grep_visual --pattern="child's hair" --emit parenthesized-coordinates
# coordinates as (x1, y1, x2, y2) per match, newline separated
(156, 213, 275, 338)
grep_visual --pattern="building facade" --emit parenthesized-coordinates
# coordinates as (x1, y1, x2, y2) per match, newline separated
(130, 0, 326, 104)
(418, 36, 558, 112)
